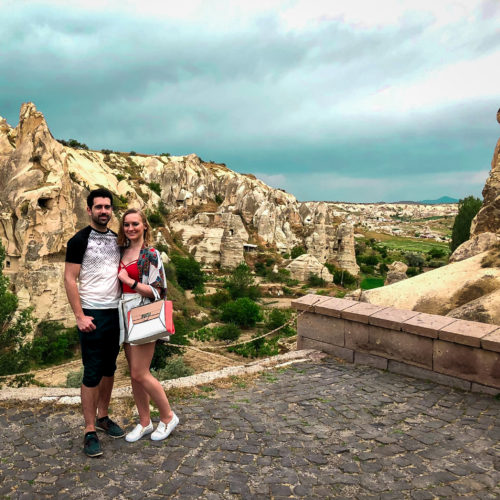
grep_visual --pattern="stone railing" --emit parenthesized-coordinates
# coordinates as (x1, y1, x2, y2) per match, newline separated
(292, 294, 500, 394)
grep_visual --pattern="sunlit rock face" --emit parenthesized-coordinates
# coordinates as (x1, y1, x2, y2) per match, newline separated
(286, 254, 334, 282)
(470, 117, 500, 237)
(0, 102, 356, 322)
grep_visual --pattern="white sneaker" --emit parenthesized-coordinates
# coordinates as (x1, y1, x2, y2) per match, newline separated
(125, 421, 153, 442)
(151, 413, 179, 441)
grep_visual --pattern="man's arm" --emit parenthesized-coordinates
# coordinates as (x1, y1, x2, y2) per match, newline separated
(64, 262, 96, 332)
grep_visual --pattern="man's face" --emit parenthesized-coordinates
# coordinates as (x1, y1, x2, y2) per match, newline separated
(87, 196, 112, 229)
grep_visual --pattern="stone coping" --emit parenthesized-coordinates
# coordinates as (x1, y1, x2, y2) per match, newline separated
(292, 295, 500, 351)
(0, 350, 323, 403)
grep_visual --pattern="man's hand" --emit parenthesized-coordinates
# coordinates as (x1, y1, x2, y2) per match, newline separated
(118, 268, 130, 283)
(77, 315, 96, 332)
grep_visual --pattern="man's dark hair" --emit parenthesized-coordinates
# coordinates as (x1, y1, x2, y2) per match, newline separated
(87, 188, 114, 208)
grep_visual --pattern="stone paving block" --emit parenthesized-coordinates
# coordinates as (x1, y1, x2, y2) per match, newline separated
(354, 351, 388, 370)
(434, 340, 500, 389)
(297, 311, 344, 345)
(347, 323, 433, 369)
(402, 313, 456, 338)
(314, 297, 359, 318)
(388, 360, 471, 391)
(291, 294, 332, 312)
(368, 307, 420, 331)
(481, 328, 500, 353)
(439, 319, 498, 347)
(340, 302, 388, 324)
(297, 337, 354, 362)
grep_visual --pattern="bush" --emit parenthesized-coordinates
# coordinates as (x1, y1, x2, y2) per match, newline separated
(171, 255, 205, 290)
(406, 266, 421, 277)
(29, 321, 79, 366)
(66, 367, 84, 388)
(405, 252, 425, 268)
(210, 289, 231, 308)
(216, 323, 241, 341)
(333, 269, 357, 286)
(291, 246, 306, 259)
(450, 196, 482, 252)
(228, 335, 279, 358)
(151, 357, 194, 381)
(148, 182, 162, 196)
(428, 247, 446, 259)
(221, 298, 262, 328)
(308, 274, 326, 287)
(0, 241, 35, 376)
(360, 264, 375, 275)
(224, 263, 260, 300)
(265, 309, 295, 336)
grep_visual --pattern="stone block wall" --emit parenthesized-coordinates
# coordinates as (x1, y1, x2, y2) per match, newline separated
(292, 294, 500, 394)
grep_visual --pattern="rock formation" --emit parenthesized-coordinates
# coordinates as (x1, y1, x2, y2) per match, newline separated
(384, 261, 408, 285)
(470, 113, 500, 237)
(0, 102, 358, 322)
(286, 254, 333, 282)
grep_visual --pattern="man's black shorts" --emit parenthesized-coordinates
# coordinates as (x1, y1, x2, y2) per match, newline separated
(79, 308, 120, 388)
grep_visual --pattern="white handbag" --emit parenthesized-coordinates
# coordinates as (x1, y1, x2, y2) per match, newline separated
(126, 299, 175, 345)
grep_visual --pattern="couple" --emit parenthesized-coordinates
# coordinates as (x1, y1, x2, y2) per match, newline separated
(64, 188, 178, 457)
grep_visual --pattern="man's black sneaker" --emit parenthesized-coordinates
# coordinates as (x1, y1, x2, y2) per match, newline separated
(83, 431, 103, 457)
(95, 416, 125, 439)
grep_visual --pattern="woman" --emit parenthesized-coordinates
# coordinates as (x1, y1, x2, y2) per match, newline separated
(117, 208, 178, 442)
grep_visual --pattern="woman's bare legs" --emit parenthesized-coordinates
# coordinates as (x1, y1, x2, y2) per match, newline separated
(124, 342, 174, 426)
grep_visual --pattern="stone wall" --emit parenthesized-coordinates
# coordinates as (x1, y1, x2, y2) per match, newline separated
(292, 294, 500, 393)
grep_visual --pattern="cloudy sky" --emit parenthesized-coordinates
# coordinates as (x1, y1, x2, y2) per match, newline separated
(1, 0, 499, 202)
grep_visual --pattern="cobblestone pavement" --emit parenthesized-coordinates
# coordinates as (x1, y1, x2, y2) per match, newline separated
(0, 358, 499, 499)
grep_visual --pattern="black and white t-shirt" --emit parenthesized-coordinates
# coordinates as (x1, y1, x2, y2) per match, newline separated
(65, 226, 121, 309)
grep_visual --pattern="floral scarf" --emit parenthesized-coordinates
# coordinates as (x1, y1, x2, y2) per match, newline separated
(137, 247, 167, 300)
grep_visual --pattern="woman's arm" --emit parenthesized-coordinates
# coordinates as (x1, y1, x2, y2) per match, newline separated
(118, 268, 155, 299)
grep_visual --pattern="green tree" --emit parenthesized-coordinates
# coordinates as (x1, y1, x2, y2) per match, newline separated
(0, 242, 35, 375)
(171, 255, 205, 290)
(450, 196, 482, 252)
(221, 298, 262, 328)
(224, 263, 260, 300)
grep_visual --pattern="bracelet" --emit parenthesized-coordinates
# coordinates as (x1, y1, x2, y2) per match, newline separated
(130, 280, 138, 290)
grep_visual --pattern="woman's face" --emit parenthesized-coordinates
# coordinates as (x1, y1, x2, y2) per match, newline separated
(123, 213, 146, 243)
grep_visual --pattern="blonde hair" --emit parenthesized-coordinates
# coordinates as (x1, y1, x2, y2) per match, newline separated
(117, 209, 151, 247)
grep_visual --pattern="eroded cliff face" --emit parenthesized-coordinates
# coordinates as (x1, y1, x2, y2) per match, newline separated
(470, 136, 500, 236)
(0, 103, 357, 322)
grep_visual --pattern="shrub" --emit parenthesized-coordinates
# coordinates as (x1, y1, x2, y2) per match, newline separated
(151, 357, 194, 381)
(216, 323, 241, 341)
(291, 246, 306, 259)
(450, 196, 482, 252)
(265, 308, 295, 336)
(333, 269, 357, 286)
(67, 139, 89, 150)
(360, 264, 375, 275)
(0, 241, 35, 376)
(405, 252, 425, 268)
(406, 266, 421, 277)
(148, 182, 162, 196)
(428, 247, 446, 259)
(224, 263, 260, 300)
(101, 149, 113, 155)
(29, 321, 79, 366)
(229, 335, 279, 358)
(221, 298, 262, 328)
(130, 150, 137, 156)
(171, 255, 205, 290)
(160, 152, 171, 157)
(308, 274, 326, 287)
(116, 173, 126, 182)
(66, 367, 84, 388)
(364, 254, 379, 265)
(210, 289, 231, 308)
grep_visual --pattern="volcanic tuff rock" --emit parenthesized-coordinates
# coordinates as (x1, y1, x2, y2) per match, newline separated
(470, 123, 500, 237)
(384, 261, 408, 285)
(286, 254, 334, 282)
(0, 103, 357, 322)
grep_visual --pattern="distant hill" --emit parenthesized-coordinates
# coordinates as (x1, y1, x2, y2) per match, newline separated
(418, 196, 459, 204)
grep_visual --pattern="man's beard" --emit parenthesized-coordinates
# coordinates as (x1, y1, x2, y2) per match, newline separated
(91, 213, 111, 228)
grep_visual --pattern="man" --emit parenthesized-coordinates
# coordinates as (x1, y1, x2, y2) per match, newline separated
(65, 188, 125, 457)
